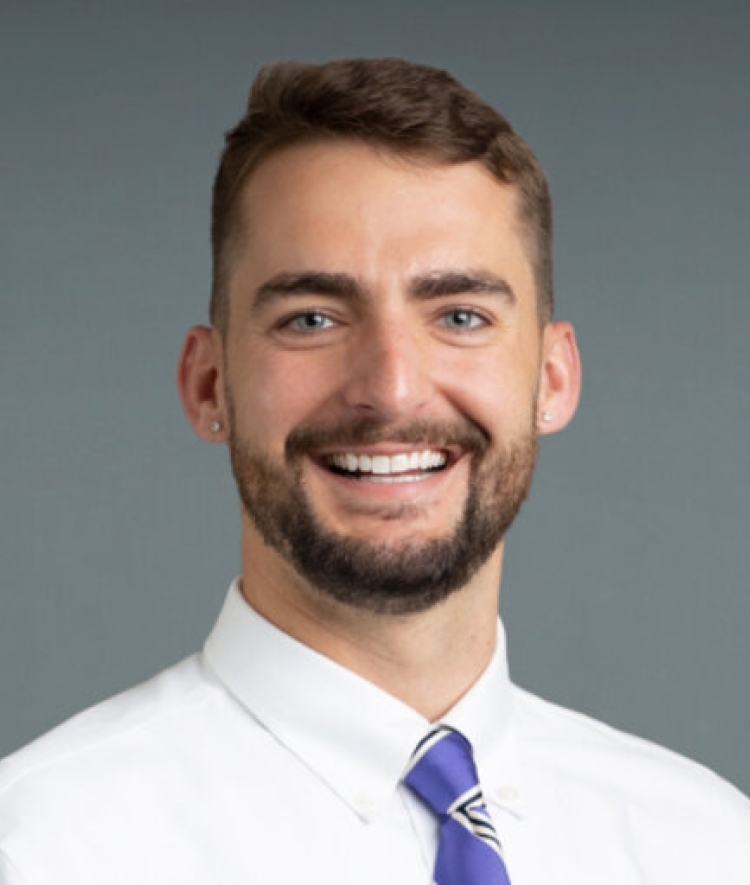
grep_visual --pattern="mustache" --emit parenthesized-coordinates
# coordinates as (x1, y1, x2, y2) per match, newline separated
(285, 416, 490, 459)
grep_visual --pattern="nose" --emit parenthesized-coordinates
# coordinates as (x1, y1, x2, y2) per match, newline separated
(341, 321, 433, 419)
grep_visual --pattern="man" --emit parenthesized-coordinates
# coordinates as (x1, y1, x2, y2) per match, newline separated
(0, 58, 748, 883)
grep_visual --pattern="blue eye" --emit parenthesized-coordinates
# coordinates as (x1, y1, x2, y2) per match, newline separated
(284, 312, 335, 333)
(440, 309, 485, 330)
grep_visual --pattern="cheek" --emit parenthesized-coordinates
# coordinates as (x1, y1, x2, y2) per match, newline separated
(438, 350, 539, 434)
(233, 352, 344, 446)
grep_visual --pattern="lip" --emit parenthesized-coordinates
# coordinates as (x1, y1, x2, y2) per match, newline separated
(312, 444, 464, 473)
(314, 443, 461, 457)
(305, 447, 468, 504)
(312, 445, 459, 481)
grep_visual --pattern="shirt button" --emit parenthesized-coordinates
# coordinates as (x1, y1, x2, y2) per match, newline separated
(355, 792, 377, 815)
(495, 785, 520, 803)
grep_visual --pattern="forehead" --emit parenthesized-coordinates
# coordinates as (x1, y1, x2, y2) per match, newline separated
(231, 140, 534, 298)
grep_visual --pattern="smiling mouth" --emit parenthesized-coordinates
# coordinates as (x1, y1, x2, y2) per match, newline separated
(321, 449, 450, 483)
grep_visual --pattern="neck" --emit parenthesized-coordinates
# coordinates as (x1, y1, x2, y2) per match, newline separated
(239, 529, 503, 721)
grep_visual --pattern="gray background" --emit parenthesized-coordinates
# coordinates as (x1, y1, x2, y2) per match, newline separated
(1, 1, 748, 795)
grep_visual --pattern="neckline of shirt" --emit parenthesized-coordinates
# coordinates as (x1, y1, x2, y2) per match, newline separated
(202, 579, 520, 823)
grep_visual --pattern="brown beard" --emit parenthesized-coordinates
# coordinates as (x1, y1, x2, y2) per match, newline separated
(227, 409, 538, 615)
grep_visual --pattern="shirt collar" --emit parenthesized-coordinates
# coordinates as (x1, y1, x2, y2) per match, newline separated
(202, 579, 518, 821)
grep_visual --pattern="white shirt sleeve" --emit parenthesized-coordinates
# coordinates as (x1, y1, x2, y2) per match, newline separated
(0, 850, 26, 885)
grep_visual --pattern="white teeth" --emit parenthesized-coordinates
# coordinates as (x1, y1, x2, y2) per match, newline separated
(391, 454, 409, 472)
(328, 450, 448, 476)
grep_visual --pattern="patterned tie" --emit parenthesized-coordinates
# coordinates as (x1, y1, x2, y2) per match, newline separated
(403, 726, 511, 884)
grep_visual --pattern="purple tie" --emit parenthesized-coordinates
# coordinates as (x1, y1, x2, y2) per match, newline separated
(404, 726, 511, 885)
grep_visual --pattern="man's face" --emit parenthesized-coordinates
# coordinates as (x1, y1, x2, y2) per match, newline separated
(220, 141, 547, 614)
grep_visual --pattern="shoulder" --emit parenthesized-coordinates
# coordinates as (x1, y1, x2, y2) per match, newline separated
(0, 655, 217, 812)
(512, 685, 750, 848)
(0, 654, 251, 878)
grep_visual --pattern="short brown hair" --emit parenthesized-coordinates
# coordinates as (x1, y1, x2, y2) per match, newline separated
(210, 58, 553, 331)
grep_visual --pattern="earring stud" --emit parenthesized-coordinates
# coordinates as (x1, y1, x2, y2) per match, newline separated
(210, 420, 222, 433)
(541, 411, 553, 423)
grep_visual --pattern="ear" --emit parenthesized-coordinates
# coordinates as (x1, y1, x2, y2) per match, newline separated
(176, 325, 228, 443)
(536, 321, 581, 435)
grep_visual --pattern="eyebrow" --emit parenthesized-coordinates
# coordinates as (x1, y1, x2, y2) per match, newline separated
(253, 269, 516, 307)
(411, 270, 515, 302)
(254, 272, 362, 307)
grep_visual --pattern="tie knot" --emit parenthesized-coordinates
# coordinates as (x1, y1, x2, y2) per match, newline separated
(403, 726, 511, 883)
(403, 726, 483, 818)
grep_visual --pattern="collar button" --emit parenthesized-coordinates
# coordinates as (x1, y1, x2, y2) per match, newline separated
(495, 785, 520, 803)
(354, 792, 377, 815)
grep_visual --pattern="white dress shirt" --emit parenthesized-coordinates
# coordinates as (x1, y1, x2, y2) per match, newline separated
(1, 580, 748, 883)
